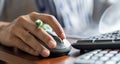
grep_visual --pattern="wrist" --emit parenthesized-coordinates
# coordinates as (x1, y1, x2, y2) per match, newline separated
(0, 22, 10, 28)
(0, 22, 10, 43)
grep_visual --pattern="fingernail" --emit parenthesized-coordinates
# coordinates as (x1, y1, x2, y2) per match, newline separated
(61, 33, 66, 39)
(48, 40, 56, 48)
(41, 50, 50, 57)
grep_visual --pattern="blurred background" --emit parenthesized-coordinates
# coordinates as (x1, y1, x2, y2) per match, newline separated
(36, 0, 120, 38)
(1, 0, 120, 38)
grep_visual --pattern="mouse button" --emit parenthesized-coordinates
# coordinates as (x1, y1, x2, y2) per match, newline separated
(63, 39, 71, 48)
(55, 43, 66, 49)
(53, 39, 71, 49)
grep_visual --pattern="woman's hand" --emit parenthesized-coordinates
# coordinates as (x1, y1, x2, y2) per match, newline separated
(0, 12, 66, 57)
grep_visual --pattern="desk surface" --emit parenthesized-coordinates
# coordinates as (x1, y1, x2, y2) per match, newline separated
(0, 39, 80, 64)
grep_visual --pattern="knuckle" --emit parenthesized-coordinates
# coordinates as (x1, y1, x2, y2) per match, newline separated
(10, 16, 27, 34)
(18, 16, 26, 21)
(30, 12, 38, 15)
(47, 15, 55, 20)
(19, 15, 25, 19)
(17, 15, 28, 24)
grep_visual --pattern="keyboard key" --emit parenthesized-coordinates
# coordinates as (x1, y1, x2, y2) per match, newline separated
(109, 51, 118, 54)
(90, 56, 99, 60)
(89, 49, 101, 54)
(74, 59, 95, 64)
(99, 57, 110, 61)
(115, 53, 120, 57)
(111, 57, 120, 61)
(91, 51, 99, 54)
(94, 53, 104, 57)
(94, 60, 105, 64)
(83, 55, 91, 60)
(105, 60, 117, 64)
(104, 54, 114, 57)
(99, 51, 108, 54)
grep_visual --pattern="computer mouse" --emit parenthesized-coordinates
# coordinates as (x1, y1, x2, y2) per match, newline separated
(37, 31, 72, 57)
(34, 20, 71, 57)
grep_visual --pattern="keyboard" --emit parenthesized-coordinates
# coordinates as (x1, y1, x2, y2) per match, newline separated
(72, 30, 120, 50)
(74, 49, 120, 64)
(72, 30, 120, 64)
(86, 30, 120, 40)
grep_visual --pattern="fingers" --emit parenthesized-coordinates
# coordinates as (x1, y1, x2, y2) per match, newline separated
(9, 12, 66, 57)
(18, 15, 56, 48)
(1, 12, 66, 57)
(29, 12, 66, 39)
(14, 27, 50, 57)
(13, 37, 39, 56)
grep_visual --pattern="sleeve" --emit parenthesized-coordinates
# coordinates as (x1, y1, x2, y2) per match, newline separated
(35, 0, 65, 27)
(0, 0, 5, 19)
(0, 0, 38, 22)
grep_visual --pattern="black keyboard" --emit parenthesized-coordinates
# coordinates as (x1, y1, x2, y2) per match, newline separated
(72, 30, 120, 50)
(74, 49, 120, 64)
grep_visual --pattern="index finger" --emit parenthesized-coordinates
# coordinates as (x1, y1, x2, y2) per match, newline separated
(29, 12, 66, 39)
